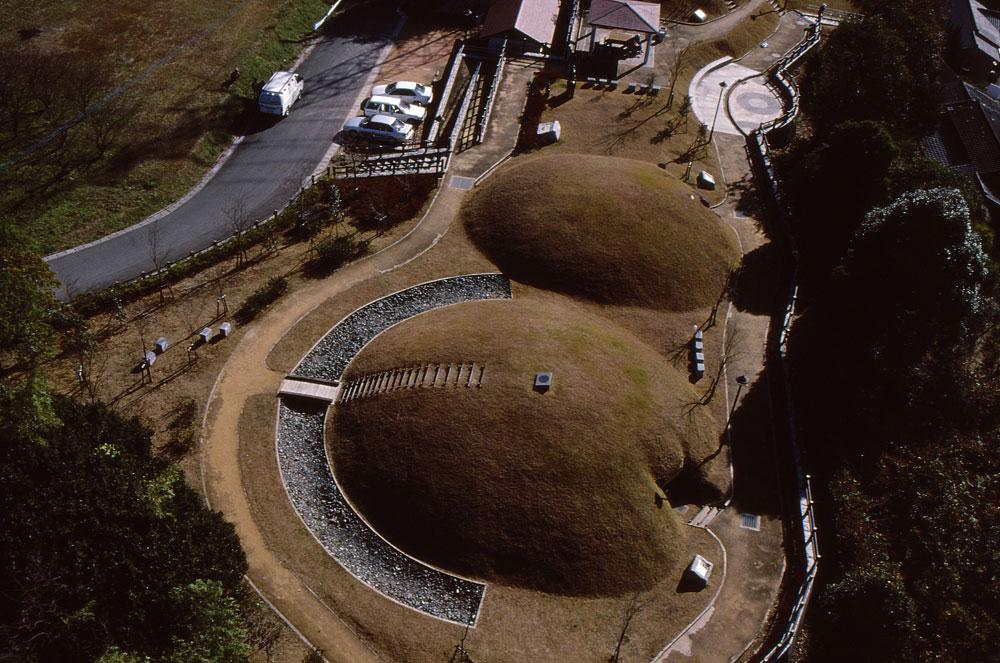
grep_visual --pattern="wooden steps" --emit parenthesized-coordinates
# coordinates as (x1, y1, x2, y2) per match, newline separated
(338, 362, 485, 404)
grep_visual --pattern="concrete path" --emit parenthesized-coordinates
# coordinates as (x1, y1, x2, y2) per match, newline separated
(691, 60, 779, 136)
(689, 10, 814, 136)
(46, 10, 401, 298)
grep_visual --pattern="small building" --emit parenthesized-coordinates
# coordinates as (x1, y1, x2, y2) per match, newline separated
(480, 0, 562, 53)
(586, 0, 662, 68)
(949, 0, 1000, 83)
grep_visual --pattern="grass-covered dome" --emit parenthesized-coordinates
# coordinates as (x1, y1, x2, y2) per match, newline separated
(462, 154, 739, 311)
(329, 297, 724, 596)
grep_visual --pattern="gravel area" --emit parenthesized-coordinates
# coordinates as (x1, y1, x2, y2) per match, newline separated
(275, 275, 513, 625)
(292, 273, 512, 382)
(277, 400, 486, 624)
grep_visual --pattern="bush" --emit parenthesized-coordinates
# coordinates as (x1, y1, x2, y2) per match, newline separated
(235, 276, 288, 323)
(305, 235, 368, 277)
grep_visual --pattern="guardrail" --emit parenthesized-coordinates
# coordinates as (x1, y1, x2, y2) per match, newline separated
(330, 145, 451, 179)
(744, 9, 827, 661)
(474, 40, 507, 144)
(427, 41, 466, 145)
(450, 61, 482, 152)
(757, 14, 822, 136)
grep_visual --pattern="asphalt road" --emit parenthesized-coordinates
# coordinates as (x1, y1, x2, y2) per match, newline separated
(45, 10, 398, 299)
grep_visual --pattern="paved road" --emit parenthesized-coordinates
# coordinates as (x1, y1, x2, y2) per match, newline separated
(45, 10, 398, 299)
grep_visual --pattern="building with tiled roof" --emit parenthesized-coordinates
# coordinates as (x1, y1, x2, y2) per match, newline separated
(949, 0, 1000, 82)
(922, 67, 1000, 206)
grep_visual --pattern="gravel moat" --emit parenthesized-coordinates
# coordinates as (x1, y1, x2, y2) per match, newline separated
(293, 273, 512, 382)
(276, 275, 512, 624)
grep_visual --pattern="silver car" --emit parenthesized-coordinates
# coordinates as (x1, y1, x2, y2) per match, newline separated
(342, 114, 415, 143)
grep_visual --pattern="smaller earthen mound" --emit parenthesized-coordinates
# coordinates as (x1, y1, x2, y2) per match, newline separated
(463, 155, 739, 311)
(330, 297, 725, 597)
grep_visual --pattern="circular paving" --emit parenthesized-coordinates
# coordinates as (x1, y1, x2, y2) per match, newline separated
(736, 91, 783, 114)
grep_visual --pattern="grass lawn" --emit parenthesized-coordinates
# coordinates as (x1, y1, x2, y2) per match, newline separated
(2, 0, 332, 254)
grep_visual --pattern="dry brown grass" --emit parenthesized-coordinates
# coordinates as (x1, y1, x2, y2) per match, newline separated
(331, 294, 723, 597)
(463, 154, 739, 311)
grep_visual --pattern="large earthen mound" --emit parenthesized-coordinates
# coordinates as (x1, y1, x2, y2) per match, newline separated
(329, 297, 724, 596)
(463, 155, 739, 311)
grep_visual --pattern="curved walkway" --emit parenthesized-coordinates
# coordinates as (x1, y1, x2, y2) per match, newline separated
(275, 275, 511, 625)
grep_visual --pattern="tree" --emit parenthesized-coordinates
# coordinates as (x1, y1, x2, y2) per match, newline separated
(165, 580, 249, 663)
(0, 398, 248, 661)
(780, 121, 898, 284)
(803, 13, 942, 139)
(0, 222, 71, 443)
(225, 197, 254, 269)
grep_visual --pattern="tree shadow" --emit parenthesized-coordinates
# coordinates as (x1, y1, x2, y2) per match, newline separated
(732, 242, 789, 315)
(727, 370, 783, 517)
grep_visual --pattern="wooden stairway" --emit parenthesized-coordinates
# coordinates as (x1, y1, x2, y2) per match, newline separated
(338, 362, 485, 404)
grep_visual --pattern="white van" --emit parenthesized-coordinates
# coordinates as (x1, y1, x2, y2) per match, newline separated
(258, 71, 304, 116)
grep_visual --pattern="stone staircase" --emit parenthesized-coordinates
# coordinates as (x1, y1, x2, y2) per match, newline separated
(688, 505, 723, 528)
(338, 362, 485, 404)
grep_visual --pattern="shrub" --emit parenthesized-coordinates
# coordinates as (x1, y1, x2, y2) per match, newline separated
(305, 235, 368, 277)
(235, 276, 288, 323)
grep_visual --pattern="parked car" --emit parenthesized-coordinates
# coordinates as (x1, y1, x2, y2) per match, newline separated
(371, 80, 433, 106)
(360, 95, 427, 123)
(258, 71, 304, 116)
(342, 114, 415, 143)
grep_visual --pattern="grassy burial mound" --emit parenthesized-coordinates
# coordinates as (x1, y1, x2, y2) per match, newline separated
(329, 297, 725, 597)
(463, 155, 739, 311)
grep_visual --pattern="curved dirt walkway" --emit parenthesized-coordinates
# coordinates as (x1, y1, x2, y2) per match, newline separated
(201, 183, 467, 661)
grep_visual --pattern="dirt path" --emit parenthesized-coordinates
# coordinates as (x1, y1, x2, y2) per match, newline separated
(202, 167, 474, 658)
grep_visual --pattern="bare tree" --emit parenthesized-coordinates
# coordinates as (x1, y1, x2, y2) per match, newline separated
(685, 321, 745, 414)
(147, 219, 174, 304)
(610, 592, 649, 663)
(225, 196, 254, 268)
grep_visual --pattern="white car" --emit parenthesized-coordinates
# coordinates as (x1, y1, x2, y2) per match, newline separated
(360, 95, 427, 123)
(371, 80, 433, 106)
(342, 114, 415, 143)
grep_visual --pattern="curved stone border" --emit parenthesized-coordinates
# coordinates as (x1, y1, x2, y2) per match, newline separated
(293, 273, 512, 382)
(277, 274, 512, 625)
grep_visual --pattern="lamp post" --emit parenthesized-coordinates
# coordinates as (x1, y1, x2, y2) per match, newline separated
(726, 375, 749, 433)
(708, 80, 728, 143)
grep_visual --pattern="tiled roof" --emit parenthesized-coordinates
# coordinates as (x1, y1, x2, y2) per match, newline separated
(588, 0, 661, 33)
(481, 0, 561, 45)
(951, 0, 1000, 56)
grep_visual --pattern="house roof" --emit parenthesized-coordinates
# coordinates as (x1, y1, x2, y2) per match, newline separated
(951, 0, 1000, 59)
(924, 67, 1000, 176)
(588, 0, 661, 33)
(481, 0, 561, 45)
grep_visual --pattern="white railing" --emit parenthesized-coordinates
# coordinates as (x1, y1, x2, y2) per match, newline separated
(746, 10, 828, 658)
